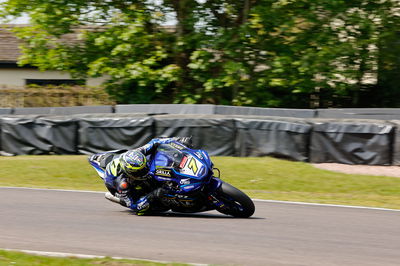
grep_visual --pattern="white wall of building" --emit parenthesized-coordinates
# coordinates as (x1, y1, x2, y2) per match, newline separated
(0, 68, 107, 87)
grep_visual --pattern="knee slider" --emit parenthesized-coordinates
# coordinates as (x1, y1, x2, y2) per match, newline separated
(118, 181, 129, 191)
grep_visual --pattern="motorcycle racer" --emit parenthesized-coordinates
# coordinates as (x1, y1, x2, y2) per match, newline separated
(88, 137, 192, 215)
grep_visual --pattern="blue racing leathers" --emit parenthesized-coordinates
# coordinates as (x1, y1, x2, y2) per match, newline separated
(89, 137, 191, 214)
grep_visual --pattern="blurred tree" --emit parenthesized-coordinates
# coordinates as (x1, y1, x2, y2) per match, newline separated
(0, 0, 187, 103)
(1, 0, 399, 107)
(189, 0, 400, 107)
(375, 2, 400, 107)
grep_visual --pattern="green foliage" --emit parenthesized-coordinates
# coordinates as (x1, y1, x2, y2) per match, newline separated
(1, 0, 399, 107)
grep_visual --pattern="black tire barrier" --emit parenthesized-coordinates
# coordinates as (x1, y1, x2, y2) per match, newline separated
(0, 112, 398, 165)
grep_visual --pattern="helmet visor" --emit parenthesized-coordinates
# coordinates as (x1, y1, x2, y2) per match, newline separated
(125, 164, 148, 178)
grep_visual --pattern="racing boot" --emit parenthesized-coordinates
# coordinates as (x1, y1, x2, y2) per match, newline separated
(105, 192, 121, 204)
(104, 190, 136, 210)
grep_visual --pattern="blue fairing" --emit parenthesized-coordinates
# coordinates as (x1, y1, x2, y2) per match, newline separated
(208, 177, 223, 192)
(150, 143, 215, 193)
(88, 154, 106, 180)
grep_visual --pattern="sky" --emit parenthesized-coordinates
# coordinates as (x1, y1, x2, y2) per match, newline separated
(0, 0, 30, 24)
(0, 0, 180, 25)
(2, 15, 29, 24)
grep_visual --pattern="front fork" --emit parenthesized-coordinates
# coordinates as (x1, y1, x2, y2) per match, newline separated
(207, 194, 226, 209)
(206, 177, 226, 209)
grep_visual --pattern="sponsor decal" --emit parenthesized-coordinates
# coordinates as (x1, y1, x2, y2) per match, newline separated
(180, 178, 190, 185)
(156, 176, 171, 181)
(194, 152, 203, 159)
(179, 156, 188, 168)
(155, 169, 172, 177)
(170, 142, 185, 150)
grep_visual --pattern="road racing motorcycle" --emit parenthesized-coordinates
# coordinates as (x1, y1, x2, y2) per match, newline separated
(90, 142, 255, 218)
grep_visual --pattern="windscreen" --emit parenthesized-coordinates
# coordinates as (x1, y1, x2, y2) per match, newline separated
(155, 144, 186, 168)
(155, 143, 207, 179)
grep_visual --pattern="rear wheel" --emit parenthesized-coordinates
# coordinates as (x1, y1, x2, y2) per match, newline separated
(215, 182, 255, 218)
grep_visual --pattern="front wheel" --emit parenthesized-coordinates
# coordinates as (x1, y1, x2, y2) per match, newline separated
(214, 182, 255, 218)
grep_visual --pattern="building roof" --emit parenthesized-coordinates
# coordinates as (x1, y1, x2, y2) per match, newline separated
(0, 24, 175, 64)
(0, 24, 100, 64)
(0, 25, 23, 63)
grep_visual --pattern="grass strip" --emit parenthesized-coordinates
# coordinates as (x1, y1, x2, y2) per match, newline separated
(0, 155, 399, 209)
(0, 249, 189, 266)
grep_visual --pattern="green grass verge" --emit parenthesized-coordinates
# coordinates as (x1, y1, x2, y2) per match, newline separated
(0, 155, 399, 209)
(0, 250, 188, 266)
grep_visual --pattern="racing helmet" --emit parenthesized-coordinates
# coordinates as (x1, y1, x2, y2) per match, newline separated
(120, 150, 149, 180)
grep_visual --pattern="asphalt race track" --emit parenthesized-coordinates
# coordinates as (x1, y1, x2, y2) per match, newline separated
(1, 187, 399, 266)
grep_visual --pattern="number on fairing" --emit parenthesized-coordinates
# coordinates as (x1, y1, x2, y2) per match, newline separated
(180, 156, 201, 176)
(188, 158, 198, 175)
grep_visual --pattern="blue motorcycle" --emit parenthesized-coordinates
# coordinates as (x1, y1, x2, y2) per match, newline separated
(148, 142, 255, 218)
(91, 142, 255, 218)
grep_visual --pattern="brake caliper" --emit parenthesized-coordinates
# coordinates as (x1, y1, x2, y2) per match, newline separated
(208, 194, 225, 209)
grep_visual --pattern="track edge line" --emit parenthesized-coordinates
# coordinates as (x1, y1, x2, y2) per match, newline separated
(1, 186, 399, 212)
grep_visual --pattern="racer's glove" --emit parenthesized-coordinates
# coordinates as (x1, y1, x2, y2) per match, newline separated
(116, 193, 149, 215)
(133, 196, 151, 215)
(131, 187, 169, 215)
(173, 136, 193, 148)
